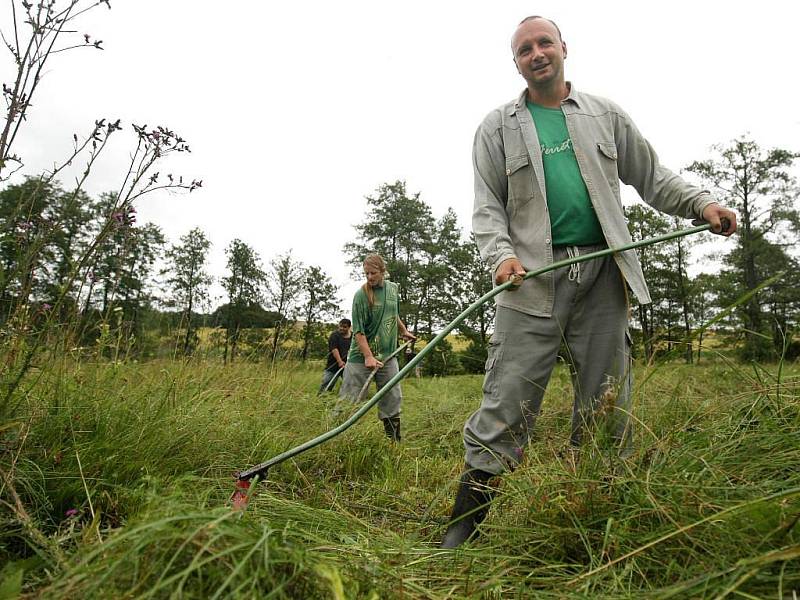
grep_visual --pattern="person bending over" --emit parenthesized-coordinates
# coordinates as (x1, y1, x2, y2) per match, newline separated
(339, 254, 416, 441)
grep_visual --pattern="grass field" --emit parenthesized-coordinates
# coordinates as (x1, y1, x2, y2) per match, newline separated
(1, 355, 799, 598)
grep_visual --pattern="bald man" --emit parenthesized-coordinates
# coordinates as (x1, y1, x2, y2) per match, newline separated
(440, 15, 737, 549)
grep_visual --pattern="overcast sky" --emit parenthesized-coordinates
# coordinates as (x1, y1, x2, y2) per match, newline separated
(10, 0, 800, 314)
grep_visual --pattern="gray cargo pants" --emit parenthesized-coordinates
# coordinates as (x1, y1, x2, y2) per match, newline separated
(464, 245, 633, 475)
(339, 358, 402, 420)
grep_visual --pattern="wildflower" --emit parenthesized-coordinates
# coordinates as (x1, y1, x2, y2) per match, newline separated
(65, 508, 79, 518)
(41, 303, 51, 311)
(111, 206, 136, 227)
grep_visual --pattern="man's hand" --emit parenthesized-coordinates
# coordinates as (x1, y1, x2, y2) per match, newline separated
(700, 203, 737, 236)
(365, 355, 383, 369)
(495, 257, 526, 288)
(337, 359, 346, 369)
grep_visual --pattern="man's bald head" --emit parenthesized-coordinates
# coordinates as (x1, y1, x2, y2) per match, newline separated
(513, 15, 563, 47)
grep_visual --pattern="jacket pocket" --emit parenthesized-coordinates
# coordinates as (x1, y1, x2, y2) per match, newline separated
(597, 142, 621, 197)
(505, 154, 533, 214)
(597, 142, 618, 161)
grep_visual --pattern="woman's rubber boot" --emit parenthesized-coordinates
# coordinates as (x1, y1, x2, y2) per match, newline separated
(440, 467, 495, 549)
(382, 416, 401, 441)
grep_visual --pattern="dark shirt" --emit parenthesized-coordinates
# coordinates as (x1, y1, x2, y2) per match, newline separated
(325, 330, 351, 371)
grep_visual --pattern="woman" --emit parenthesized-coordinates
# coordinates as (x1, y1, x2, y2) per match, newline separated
(339, 254, 416, 441)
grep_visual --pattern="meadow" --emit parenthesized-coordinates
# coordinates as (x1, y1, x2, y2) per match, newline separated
(1, 354, 799, 599)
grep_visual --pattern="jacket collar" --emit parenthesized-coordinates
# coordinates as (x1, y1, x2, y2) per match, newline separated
(508, 82, 581, 115)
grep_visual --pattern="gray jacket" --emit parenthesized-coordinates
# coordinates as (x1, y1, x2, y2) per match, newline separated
(473, 85, 715, 317)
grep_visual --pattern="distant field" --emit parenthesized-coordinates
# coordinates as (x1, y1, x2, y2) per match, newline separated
(193, 325, 474, 355)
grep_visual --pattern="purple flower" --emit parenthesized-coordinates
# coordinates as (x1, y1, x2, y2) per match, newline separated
(41, 303, 52, 311)
(65, 508, 79, 518)
(111, 206, 137, 227)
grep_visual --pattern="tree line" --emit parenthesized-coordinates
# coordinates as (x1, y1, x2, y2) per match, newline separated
(0, 136, 797, 368)
(0, 177, 344, 363)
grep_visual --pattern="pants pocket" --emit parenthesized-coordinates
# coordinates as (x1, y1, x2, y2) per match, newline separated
(482, 332, 506, 398)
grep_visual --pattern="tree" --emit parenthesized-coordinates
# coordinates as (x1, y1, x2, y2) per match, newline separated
(455, 234, 496, 373)
(0, 178, 60, 315)
(77, 190, 165, 349)
(689, 272, 721, 362)
(415, 208, 465, 335)
(47, 186, 97, 315)
(163, 228, 212, 355)
(211, 303, 281, 329)
(420, 337, 462, 377)
(222, 239, 265, 363)
(298, 266, 341, 361)
(266, 251, 304, 362)
(344, 180, 435, 323)
(100, 222, 165, 344)
(648, 216, 702, 363)
(625, 203, 672, 360)
(685, 136, 800, 360)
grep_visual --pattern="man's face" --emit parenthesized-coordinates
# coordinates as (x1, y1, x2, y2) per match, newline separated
(364, 266, 384, 288)
(339, 323, 351, 335)
(511, 19, 567, 88)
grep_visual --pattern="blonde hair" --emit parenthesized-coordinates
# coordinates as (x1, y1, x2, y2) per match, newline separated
(362, 253, 387, 307)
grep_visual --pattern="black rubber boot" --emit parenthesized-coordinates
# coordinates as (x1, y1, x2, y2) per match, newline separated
(440, 467, 496, 549)
(382, 416, 401, 441)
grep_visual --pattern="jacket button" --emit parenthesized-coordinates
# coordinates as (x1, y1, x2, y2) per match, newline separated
(545, 238, 551, 244)
(505, 169, 511, 175)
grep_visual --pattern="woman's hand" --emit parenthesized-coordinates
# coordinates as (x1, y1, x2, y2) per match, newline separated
(400, 330, 417, 342)
(365, 355, 384, 369)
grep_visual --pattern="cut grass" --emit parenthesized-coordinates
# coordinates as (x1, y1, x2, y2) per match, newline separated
(1, 357, 799, 598)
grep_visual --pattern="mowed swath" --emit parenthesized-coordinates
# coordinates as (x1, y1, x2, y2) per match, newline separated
(3, 356, 798, 598)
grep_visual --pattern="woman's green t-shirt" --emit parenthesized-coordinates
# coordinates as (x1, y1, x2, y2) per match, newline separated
(347, 281, 400, 363)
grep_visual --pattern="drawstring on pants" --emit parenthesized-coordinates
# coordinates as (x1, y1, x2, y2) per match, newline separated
(565, 246, 582, 283)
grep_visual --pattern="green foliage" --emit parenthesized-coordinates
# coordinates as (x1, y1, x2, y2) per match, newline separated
(625, 204, 683, 360)
(685, 136, 800, 360)
(418, 337, 463, 377)
(299, 267, 341, 361)
(344, 181, 495, 344)
(265, 251, 305, 362)
(343, 180, 435, 323)
(1, 358, 799, 598)
(457, 338, 489, 374)
(0, 178, 95, 315)
(221, 239, 266, 362)
(456, 233, 495, 346)
(211, 303, 280, 329)
(162, 228, 212, 356)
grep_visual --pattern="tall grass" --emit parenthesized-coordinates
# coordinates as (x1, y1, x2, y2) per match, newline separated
(1, 354, 798, 598)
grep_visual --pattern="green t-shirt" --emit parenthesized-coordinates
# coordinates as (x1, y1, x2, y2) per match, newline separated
(527, 101, 605, 246)
(347, 281, 400, 363)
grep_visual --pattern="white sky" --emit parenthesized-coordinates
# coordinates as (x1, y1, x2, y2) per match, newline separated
(9, 0, 800, 314)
